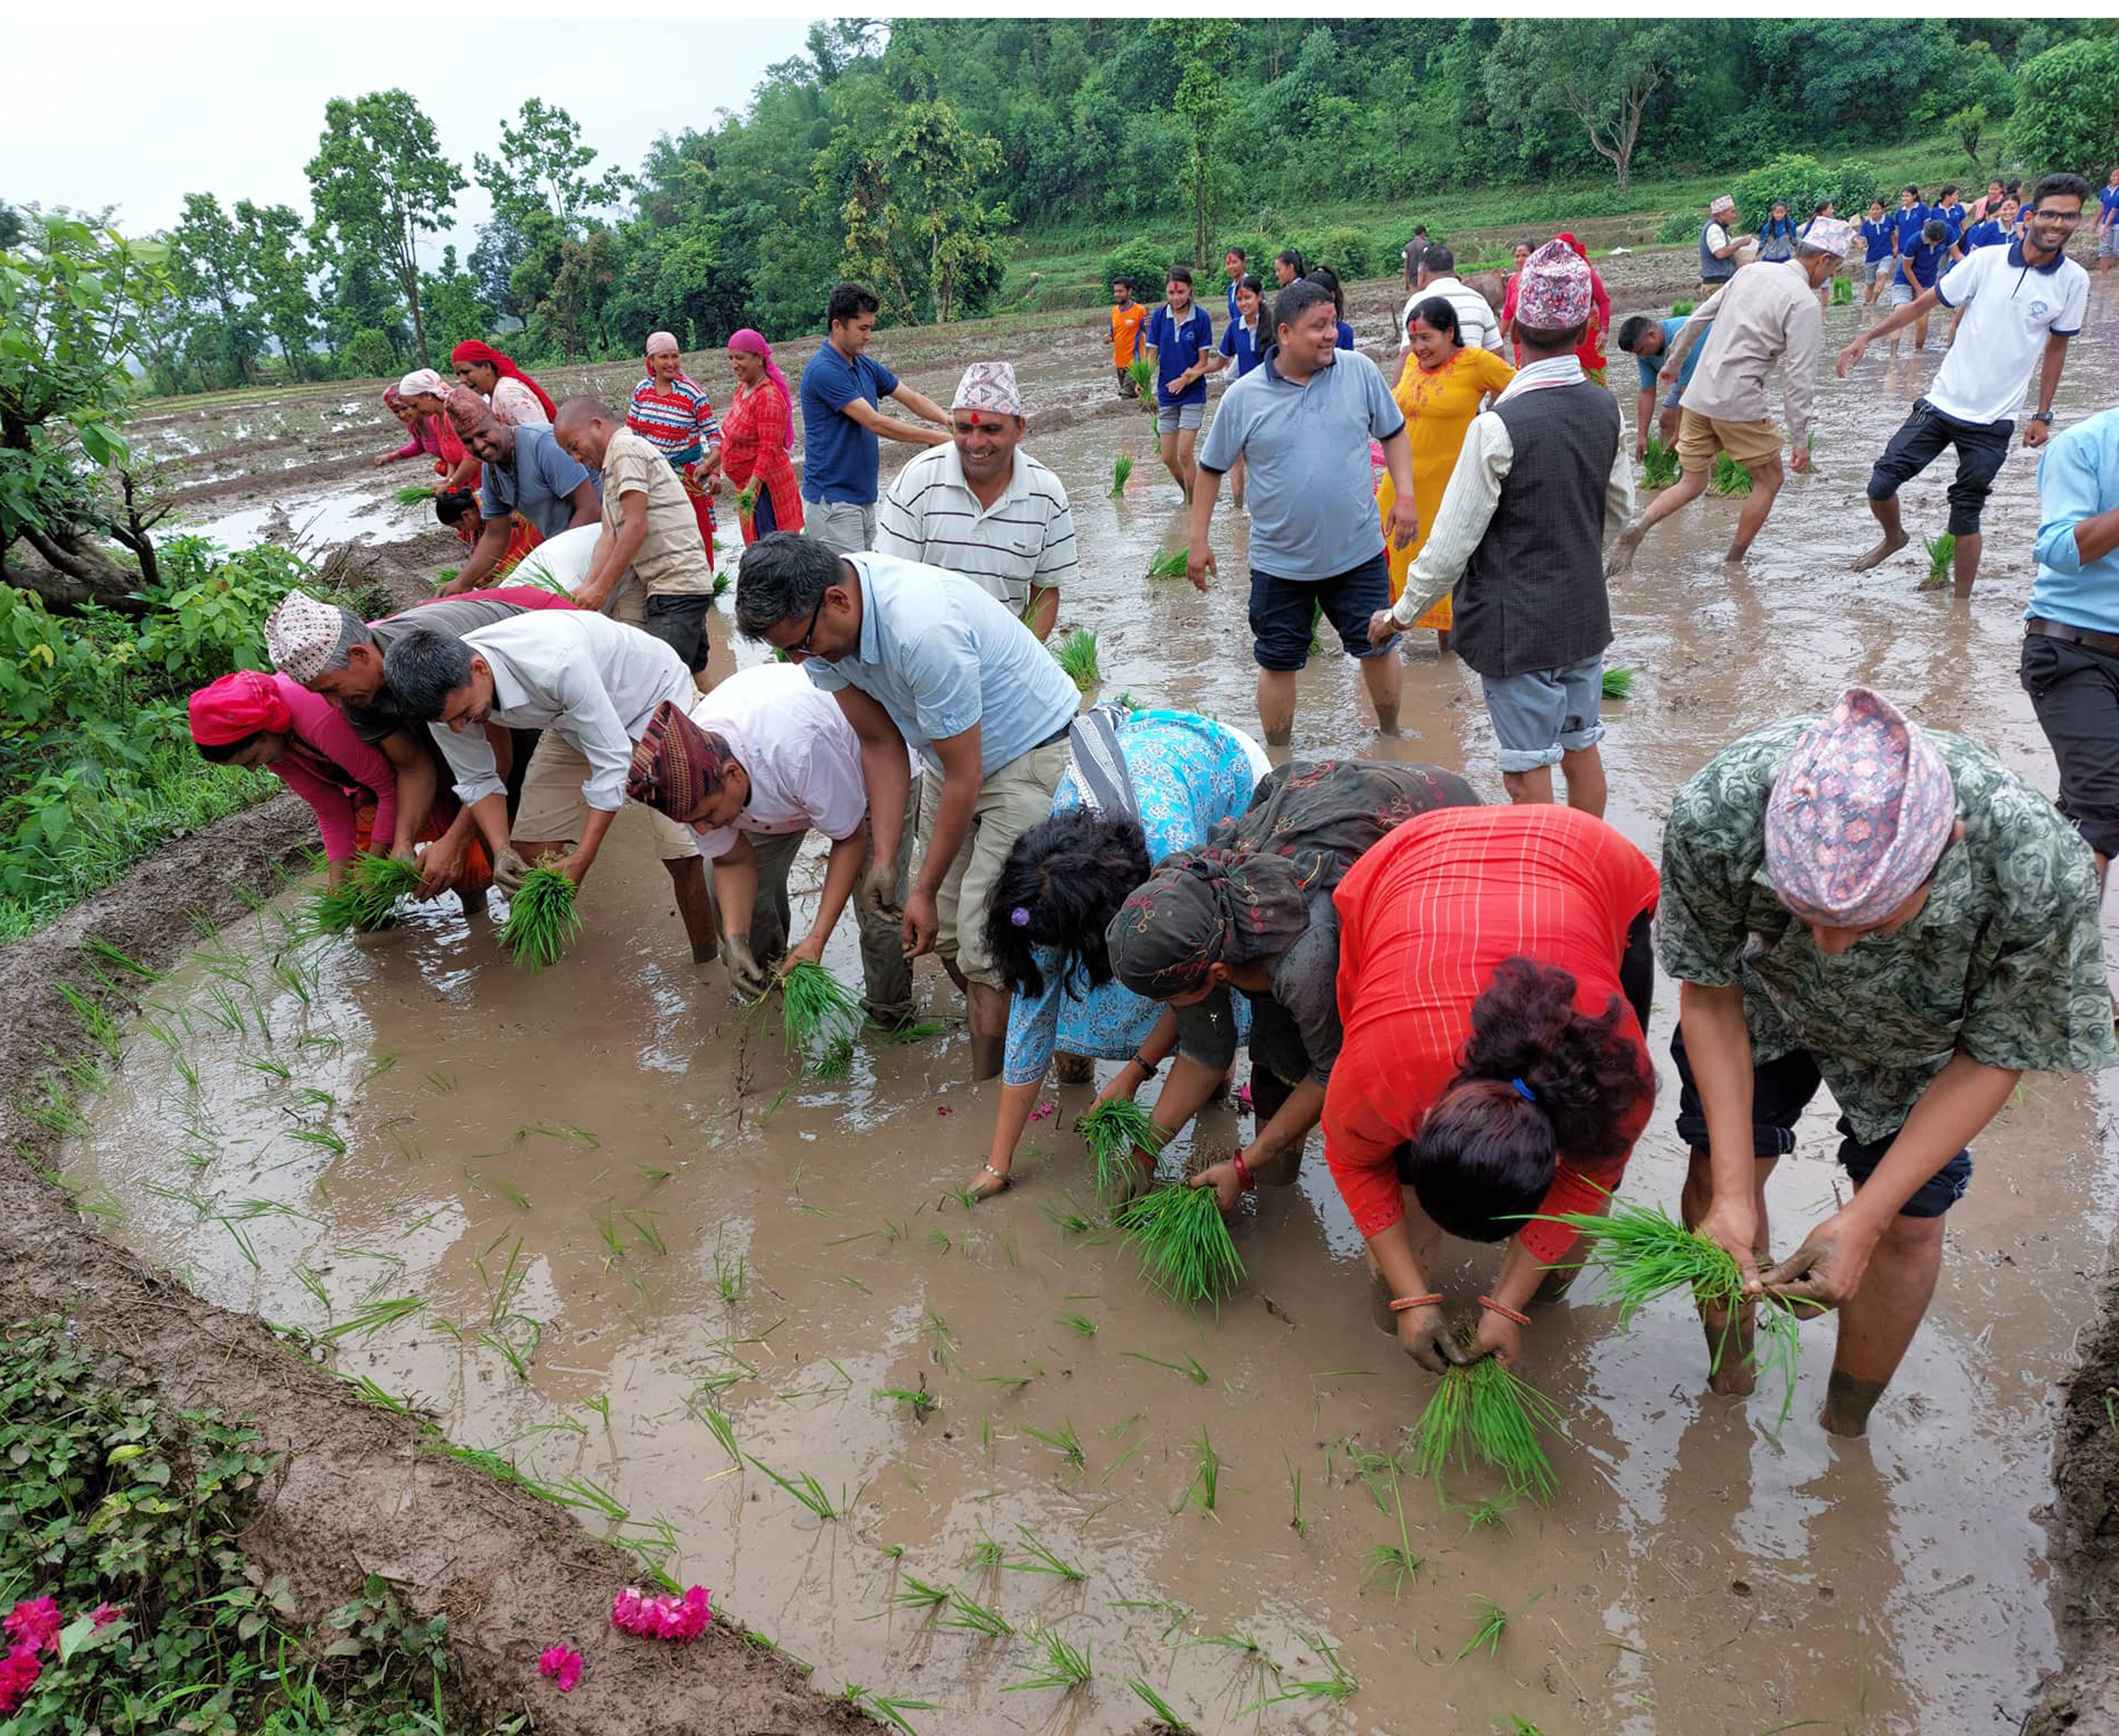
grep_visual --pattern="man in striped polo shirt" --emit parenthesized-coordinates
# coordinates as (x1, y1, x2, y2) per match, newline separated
(875, 363, 1078, 641)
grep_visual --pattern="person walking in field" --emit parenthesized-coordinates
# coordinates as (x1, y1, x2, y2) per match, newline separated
(2097, 165, 2119, 274)
(1402, 225, 1431, 292)
(1836, 174, 2090, 591)
(1658, 686, 2114, 1436)
(798, 282, 953, 556)
(1882, 217, 1957, 352)
(876, 362, 1079, 642)
(1606, 217, 1851, 573)
(1142, 267, 1219, 500)
(1191, 278, 1416, 746)
(1859, 198, 1897, 308)
(1222, 244, 1248, 322)
(627, 331, 722, 570)
(1757, 201, 1799, 264)
(1699, 194, 1743, 299)
(1373, 241, 1633, 816)
(1108, 274, 1148, 398)
(1399, 245, 1503, 357)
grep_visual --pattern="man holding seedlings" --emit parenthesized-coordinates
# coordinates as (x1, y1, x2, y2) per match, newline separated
(875, 362, 1079, 643)
(625, 663, 921, 1022)
(1698, 194, 1743, 300)
(732, 533, 1081, 1080)
(436, 388, 602, 595)
(1615, 312, 1708, 460)
(1193, 278, 1413, 747)
(1605, 217, 1850, 573)
(1659, 686, 2114, 1436)
(1836, 173, 2090, 591)
(381, 610, 719, 961)
(797, 281, 954, 556)
(1372, 241, 1633, 815)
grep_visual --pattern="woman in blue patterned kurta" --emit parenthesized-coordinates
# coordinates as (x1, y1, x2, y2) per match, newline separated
(969, 709, 1266, 1198)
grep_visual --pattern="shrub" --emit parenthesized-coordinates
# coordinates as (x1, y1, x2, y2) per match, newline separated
(1656, 208, 1704, 245)
(1100, 237, 1181, 301)
(1300, 224, 1374, 280)
(1731, 155, 1882, 232)
(2007, 38, 2119, 178)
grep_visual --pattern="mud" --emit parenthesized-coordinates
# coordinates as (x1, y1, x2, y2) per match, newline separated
(25, 252, 2119, 1734)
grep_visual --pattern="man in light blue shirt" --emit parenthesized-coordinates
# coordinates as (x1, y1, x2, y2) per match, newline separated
(1188, 278, 1415, 746)
(733, 534, 1078, 1079)
(2022, 406, 2119, 876)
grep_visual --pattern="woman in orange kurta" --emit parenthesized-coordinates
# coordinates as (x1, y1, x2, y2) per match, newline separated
(1376, 297, 1515, 648)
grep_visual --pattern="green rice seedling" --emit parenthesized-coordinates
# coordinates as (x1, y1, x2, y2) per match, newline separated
(715, 1248, 748, 1303)
(1129, 1678, 1195, 1733)
(979, 1372, 1034, 1393)
(55, 985, 122, 1063)
(965, 1533, 1005, 1574)
(1709, 451, 1753, 497)
(1831, 274, 1854, 305)
(1110, 453, 1133, 497)
(1058, 1312, 1096, 1338)
(734, 481, 759, 517)
(623, 1208, 666, 1255)
(1052, 627, 1101, 691)
(1127, 357, 1156, 400)
(498, 866, 580, 968)
(1004, 1628, 1093, 1695)
(1922, 531, 1957, 587)
(553, 1473, 630, 1522)
(287, 1127, 347, 1155)
(1454, 1594, 1519, 1662)
(1122, 1348, 1210, 1385)
(1005, 1525, 1086, 1582)
(1023, 1416, 1085, 1468)
(925, 1309, 957, 1369)
(357, 1049, 397, 1088)
(1671, 299, 1696, 317)
(886, 1575, 951, 1615)
(1639, 436, 1679, 490)
(1602, 664, 1635, 700)
(82, 935, 159, 981)
(863, 1692, 943, 1735)
(1240, 1632, 1355, 1714)
(395, 483, 436, 505)
(1118, 1182, 1245, 1306)
(1410, 1351, 1563, 1501)
(878, 1015, 951, 1043)
(1179, 1428, 1220, 1514)
(317, 1294, 421, 1342)
(699, 1404, 740, 1465)
(876, 1378, 939, 1422)
(201, 982, 247, 1035)
(941, 1589, 1014, 1639)
(1146, 550, 1189, 580)
(244, 1055, 293, 1083)
(1286, 1454, 1307, 1537)
(746, 1455, 844, 1520)
(773, 957, 865, 1076)
(1041, 1200, 1099, 1236)
(1459, 1490, 1519, 1536)
(1078, 1097, 1163, 1202)
(1362, 1476, 1422, 1601)
(307, 853, 425, 936)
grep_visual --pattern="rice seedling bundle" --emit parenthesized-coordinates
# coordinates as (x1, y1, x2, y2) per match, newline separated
(1922, 531, 1956, 586)
(394, 483, 436, 505)
(1670, 299, 1696, 317)
(1110, 454, 1133, 497)
(1146, 550, 1189, 580)
(1539, 1195, 1806, 1430)
(1077, 1097, 1164, 1203)
(776, 957, 865, 1077)
(1831, 275, 1854, 305)
(1409, 1351, 1563, 1501)
(1709, 451, 1753, 497)
(735, 481, 759, 516)
(1118, 1182, 1244, 1306)
(1127, 357, 1156, 403)
(1053, 627, 1101, 691)
(1600, 665, 1635, 700)
(1639, 437, 1678, 490)
(498, 866, 580, 969)
(306, 852, 424, 936)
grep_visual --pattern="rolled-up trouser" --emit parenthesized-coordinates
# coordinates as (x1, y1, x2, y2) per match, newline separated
(739, 777, 922, 1020)
(512, 729, 702, 862)
(921, 737, 1072, 989)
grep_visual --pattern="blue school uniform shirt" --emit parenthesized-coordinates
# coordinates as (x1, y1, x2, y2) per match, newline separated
(1227, 280, 1242, 322)
(1897, 229, 1954, 290)
(2101, 184, 2119, 226)
(1859, 218, 1895, 262)
(1218, 312, 1266, 377)
(1336, 320, 1356, 351)
(1892, 204, 1930, 254)
(1964, 218, 2008, 251)
(1145, 302, 1215, 407)
(799, 345, 902, 505)
(1938, 202, 1968, 231)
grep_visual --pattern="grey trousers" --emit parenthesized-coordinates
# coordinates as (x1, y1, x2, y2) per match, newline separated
(805, 498, 876, 556)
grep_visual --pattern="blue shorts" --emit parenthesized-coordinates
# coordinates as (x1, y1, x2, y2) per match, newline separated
(1479, 654, 1606, 772)
(1670, 1026, 1972, 1217)
(1247, 551, 1395, 671)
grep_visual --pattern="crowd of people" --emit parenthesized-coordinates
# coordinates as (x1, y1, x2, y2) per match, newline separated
(185, 155, 2119, 1443)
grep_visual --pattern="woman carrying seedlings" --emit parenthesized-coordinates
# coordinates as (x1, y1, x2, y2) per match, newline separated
(627, 331, 722, 566)
(719, 328, 802, 543)
(450, 339, 557, 429)
(967, 707, 1268, 1199)
(1321, 803, 1659, 1373)
(1100, 759, 1481, 1206)
(1377, 297, 1515, 653)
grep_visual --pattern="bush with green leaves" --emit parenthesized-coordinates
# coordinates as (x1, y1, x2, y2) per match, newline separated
(1101, 238, 1180, 300)
(1731, 155, 1882, 233)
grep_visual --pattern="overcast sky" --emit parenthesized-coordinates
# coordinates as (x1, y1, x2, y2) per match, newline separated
(4, 16, 823, 260)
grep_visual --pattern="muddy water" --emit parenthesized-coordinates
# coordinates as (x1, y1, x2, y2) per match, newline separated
(68, 278, 2119, 1734)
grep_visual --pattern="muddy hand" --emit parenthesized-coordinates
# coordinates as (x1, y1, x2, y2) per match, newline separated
(1187, 1160, 1243, 1213)
(493, 846, 536, 896)
(720, 934, 772, 1000)
(1761, 1209, 1875, 1312)
(857, 863, 903, 926)
(1397, 1304, 1470, 1376)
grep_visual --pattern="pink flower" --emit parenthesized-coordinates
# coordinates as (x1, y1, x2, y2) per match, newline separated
(88, 1603, 124, 1632)
(609, 1584, 712, 1642)
(537, 1644, 583, 1692)
(0, 1642, 41, 1715)
(1029, 1100, 1056, 1122)
(1234, 1083, 1254, 1111)
(3, 1599, 59, 1654)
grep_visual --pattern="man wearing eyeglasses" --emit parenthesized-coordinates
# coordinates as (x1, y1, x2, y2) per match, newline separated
(732, 533, 1081, 1080)
(1837, 172, 2091, 591)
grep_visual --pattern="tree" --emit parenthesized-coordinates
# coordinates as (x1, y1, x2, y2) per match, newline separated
(1151, 20, 1237, 265)
(419, 247, 492, 355)
(305, 90, 465, 365)
(2007, 37, 2119, 177)
(469, 217, 534, 325)
(1487, 21, 1681, 190)
(233, 201, 317, 380)
(474, 99, 628, 232)
(170, 192, 263, 387)
(831, 99, 1011, 324)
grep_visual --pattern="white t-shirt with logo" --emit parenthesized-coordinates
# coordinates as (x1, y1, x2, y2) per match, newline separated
(1929, 244, 2088, 427)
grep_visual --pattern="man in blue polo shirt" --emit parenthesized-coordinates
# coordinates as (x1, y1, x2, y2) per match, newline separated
(1143, 267, 1218, 500)
(1188, 278, 1414, 746)
(797, 281, 953, 556)
(1616, 312, 1710, 459)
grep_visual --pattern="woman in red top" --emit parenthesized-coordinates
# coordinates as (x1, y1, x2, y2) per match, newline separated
(1324, 804, 1659, 1374)
(1500, 236, 1609, 377)
(719, 328, 803, 542)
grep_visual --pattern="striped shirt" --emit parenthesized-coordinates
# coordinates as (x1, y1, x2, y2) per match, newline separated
(627, 375, 721, 465)
(875, 444, 1078, 613)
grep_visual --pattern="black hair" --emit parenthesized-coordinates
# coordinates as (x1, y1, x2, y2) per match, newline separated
(1111, 272, 1132, 291)
(195, 731, 264, 765)
(2005, 178, 2022, 197)
(1615, 314, 1658, 354)
(434, 488, 478, 526)
(1167, 265, 1194, 288)
(1271, 278, 1337, 335)
(732, 531, 840, 641)
(1406, 295, 1461, 345)
(1902, 184, 1921, 199)
(1939, 183, 1958, 199)
(984, 812, 1154, 999)
(1814, 199, 1834, 216)
(1274, 247, 1307, 277)
(1233, 272, 1266, 324)
(1921, 217, 1949, 245)
(1306, 265, 1346, 318)
(826, 281, 880, 327)
(1224, 244, 1247, 262)
(378, 626, 476, 722)
(1512, 316, 1587, 356)
(1404, 957, 1652, 1243)
(1414, 224, 1428, 237)
(2031, 171, 2092, 211)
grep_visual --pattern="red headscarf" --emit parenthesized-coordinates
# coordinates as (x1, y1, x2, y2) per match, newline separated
(449, 340, 558, 422)
(728, 328, 795, 450)
(188, 670, 293, 746)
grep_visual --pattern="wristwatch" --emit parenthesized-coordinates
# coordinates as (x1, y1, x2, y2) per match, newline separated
(2031, 411, 2055, 424)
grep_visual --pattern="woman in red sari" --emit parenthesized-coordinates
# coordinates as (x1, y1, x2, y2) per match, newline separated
(719, 328, 802, 543)
(449, 340, 557, 428)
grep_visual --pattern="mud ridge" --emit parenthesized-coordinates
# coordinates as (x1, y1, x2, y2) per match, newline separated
(0, 798, 853, 1734)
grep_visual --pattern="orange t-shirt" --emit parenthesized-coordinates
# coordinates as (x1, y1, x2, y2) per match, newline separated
(1110, 302, 1147, 370)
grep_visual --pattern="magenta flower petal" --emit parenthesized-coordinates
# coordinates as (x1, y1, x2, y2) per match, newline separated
(537, 1644, 584, 1692)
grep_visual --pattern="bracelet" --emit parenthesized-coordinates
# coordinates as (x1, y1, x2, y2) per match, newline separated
(1231, 1152, 1256, 1193)
(1387, 1293, 1444, 1313)
(1131, 1051, 1160, 1079)
(1478, 1294, 1532, 1328)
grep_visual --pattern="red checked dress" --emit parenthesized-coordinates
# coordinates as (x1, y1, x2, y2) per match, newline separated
(1323, 803, 1660, 1267)
(719, 377, 803, 543)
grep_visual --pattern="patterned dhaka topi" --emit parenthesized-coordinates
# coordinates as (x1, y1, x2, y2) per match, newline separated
(952, 360, 1024, 418)
(264, 587, 353, 684)
(443, 384, 494, 440)
(1803, 216, 1857, 258)
(1514, 239, 1593, 331)
(626, 699, 737, 820)
(1711, 195, 1735, 217)
(1765, 686, 1957, 927)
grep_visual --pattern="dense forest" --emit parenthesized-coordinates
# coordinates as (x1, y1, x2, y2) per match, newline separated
(8, 17, 2119, 398)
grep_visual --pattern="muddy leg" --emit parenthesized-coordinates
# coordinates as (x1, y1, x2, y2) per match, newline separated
(1607, 465, 1709, 577)
(1724, 458, 1783, 563)
(663, 856, 719, 963)
(1358, 648, 1401, 736)
(1052, 1052, 1094, 1085)
(1558, 743, 1607, 820)
(1948, 530, 1982, 594)
(1256, 669, 1297, 747)
(1850, 494, 1909, 572)
(1682, 1145, 1773, 1396)
(1819, 1210, 1944, 1437)
(965, 982, 1009, 1082)
(1500, 764, 1557, 807)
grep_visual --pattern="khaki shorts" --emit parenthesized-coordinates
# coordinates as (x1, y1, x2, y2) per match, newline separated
(513, 724, 700, 863)
(919, 737, 1071, 988)
(1675, 408, 1781, 473)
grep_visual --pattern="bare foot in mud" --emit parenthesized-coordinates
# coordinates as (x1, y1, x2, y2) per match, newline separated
(1723, 541, 1754, 566)
(1821, 1369, 1886, 1437)
(1700, 1298, 1758, 1396)
(1850, 530, 1908, 573)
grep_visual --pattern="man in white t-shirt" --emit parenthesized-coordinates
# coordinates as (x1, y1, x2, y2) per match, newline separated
(1836, 172, 2090, 590)
(1397, 245, 1503, 355)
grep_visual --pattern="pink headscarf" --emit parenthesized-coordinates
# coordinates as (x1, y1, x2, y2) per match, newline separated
(188, 670, 294, 747)
(729, 329, 793, 449)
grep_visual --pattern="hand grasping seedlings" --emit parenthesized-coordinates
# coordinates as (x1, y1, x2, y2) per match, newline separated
(1078, 1098, 1164, 1203)
(306, 853, 424, 936)
(771, 958, 866, 1078)
(1410, 1346, 1564, 1502)
(497, 866, 580, 969)
(1118, 1182, 1246, 1306)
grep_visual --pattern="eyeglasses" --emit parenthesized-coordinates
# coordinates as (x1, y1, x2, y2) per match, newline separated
(2028, 208, 2083, 224)
(790, 596, 826, 657)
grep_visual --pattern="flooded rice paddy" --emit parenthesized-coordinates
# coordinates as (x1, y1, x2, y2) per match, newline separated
(68, 274, 2119, 1732)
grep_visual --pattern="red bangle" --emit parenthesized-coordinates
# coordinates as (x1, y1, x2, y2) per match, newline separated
(1478, 1294, 1532, 1328)
(1388, 1293, 1444, 1313)
(1231, 1152, 1256, 1193)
